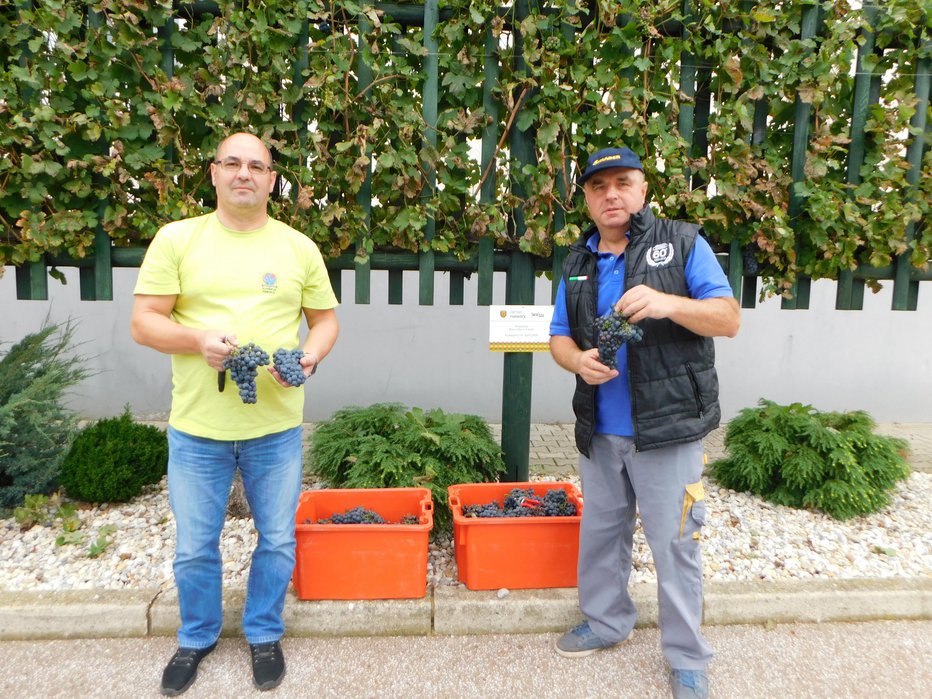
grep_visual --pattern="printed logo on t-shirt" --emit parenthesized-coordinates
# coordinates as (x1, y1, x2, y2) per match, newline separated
(646, 243, 674, 268)
(261, 272, 278, 294)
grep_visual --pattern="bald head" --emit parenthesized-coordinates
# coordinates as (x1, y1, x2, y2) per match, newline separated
(215, 133, 272, 165)
(210, 132, 277, 230)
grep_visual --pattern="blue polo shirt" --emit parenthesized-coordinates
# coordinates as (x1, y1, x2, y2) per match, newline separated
(549, 231, 733, 437)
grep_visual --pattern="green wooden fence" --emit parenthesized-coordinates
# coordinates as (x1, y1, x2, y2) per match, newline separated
(6, 1, 931, 480)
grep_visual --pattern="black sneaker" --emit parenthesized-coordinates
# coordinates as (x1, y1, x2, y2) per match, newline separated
(250, 640, 286, 691)
(160, 643, 217, 696)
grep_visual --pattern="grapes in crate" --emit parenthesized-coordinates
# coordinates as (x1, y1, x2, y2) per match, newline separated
(463, 487, 577, 518)
(223, 342, 270, 404)
(593, 310, 643, 370)
(272, 348, 307, 387)
(310, 507, 420, 525)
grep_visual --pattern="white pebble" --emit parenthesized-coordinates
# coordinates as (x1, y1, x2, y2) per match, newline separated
(1, 473, 931, 591)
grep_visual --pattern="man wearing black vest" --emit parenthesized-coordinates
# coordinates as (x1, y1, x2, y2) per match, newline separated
(548, 146, 740, 699)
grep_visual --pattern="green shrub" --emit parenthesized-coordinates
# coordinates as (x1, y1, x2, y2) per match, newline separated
(0, 322, 88, 510)
(59, 408, 168, 503)
(307, 403, 506, 533)
(709, 400, 910, 520)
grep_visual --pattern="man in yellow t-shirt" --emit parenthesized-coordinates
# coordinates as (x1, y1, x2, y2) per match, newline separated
(131, 132, 338, 696)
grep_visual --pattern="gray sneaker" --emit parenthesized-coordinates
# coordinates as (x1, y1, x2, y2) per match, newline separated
(669, 669, 709, 699)
(554, 621, 626, 658)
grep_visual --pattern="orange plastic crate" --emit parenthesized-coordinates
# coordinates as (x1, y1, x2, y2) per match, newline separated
(292, 487, 433, 600)
(447, 482, 583, 590)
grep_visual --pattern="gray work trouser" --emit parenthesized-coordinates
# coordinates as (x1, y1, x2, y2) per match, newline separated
(577, 433, 713, 670)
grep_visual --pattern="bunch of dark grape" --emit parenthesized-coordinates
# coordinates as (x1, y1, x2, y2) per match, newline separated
(223, 342, 270, 404)
(593, 310, 644, 370)
(318, 506, 386, 524)
(541, 488, 577, 516)
(504, 487, 536, 510)
(463, 487, 577, 518)
(463, 502, 505, 518)
(272, 348, 307, 387)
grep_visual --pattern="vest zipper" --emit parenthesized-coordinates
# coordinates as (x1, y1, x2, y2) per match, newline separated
(685, 362, 705, 418)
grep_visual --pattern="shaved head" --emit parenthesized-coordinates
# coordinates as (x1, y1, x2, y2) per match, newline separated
(215, 132, 272, 165)
(210, 132, 277, 230)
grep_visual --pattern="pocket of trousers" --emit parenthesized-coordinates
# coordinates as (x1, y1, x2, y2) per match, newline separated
(679, 480, 706, 541)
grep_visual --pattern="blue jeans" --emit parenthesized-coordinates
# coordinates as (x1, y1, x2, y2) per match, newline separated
(167, 425, 303, 648)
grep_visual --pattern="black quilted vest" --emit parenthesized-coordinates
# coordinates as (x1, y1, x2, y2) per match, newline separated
(562, 206, 722, 455)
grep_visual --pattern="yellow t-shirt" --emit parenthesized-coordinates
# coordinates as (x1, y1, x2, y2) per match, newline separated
(134, 213, 338, 440)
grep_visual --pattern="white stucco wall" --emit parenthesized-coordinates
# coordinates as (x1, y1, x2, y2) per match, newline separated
(2, 265, 930, 423)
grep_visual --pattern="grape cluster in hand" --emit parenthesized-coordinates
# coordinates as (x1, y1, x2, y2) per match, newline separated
(593, 310, 644, 370)
(462, 487, 577, 518)
(223, 342, 270, 404)
(273, 348, 307, 387)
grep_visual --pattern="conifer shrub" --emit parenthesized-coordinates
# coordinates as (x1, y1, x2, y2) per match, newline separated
(59, 408, 168, 503)
(307, 403, 506, 533)
(709, 400, 910, 520)
(0, 322, 88, 510)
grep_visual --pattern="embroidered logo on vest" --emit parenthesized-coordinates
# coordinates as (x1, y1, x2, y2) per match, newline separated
(646, 243, 674, 268)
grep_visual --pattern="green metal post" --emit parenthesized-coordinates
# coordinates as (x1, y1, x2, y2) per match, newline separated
(617, 13, 635, 125)
(355, 16, 373, 304)
(677, 1, 696, 187)
(740, 93, 771, 309)
(449, 273, 465, 305)
(501, 0, 537, 483)
(388, 270, 403, 304)
(328, 270, 342, 302)
(727, 239, 744, 299)
(477, 28, 500, 307)
(502, 252, 535, 483)
(15, 263, 47, 301)
(550, 0, 576, 299)
(892, 37, 929, 311)
(292, 3, 309, 170)
(418, 0, 439, 305)
(837, 4, 877, 310)
(782, 3, 819, 310)
(159, 17, 174, 164)
(13, 0, 47, 300)
(79, 9, 112, 301)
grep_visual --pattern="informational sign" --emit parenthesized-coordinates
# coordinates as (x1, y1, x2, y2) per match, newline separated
(488, 305, 554, 352)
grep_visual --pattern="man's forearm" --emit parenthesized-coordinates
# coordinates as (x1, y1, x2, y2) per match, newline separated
(667, 296, 740, 338)
(131, 310, 207, 356)
(301, 311, 339, 365)
(549, 335, 583, 374)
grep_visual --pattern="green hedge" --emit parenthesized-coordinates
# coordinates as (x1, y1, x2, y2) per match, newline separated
(709, 400, 911, 520)
(1, 0, 929, 299)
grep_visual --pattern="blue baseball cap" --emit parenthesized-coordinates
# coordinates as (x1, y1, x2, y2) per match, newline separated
(577, 147, 644, 186)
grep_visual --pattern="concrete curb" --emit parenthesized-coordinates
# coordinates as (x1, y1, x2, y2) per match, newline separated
(2, 578, 930, 641)
(0, 589, 153, 640)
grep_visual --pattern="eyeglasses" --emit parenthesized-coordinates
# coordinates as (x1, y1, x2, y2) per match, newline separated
(214, 157, 273, 175)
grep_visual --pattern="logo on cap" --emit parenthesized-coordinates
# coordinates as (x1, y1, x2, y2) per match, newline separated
(592, 154, 622, 167)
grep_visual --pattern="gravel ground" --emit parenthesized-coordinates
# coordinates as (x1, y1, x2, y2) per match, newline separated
(2, 471, 930, 592)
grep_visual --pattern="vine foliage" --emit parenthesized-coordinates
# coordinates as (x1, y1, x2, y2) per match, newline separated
(1, 0, 929, 298)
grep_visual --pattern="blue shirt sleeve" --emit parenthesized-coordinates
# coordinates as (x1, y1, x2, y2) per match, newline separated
(549, 278, 571, 336)
(685, 235, 735, 300)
